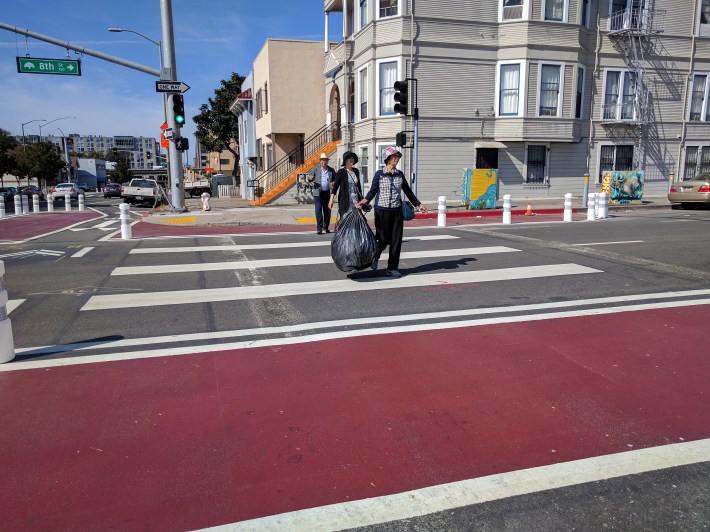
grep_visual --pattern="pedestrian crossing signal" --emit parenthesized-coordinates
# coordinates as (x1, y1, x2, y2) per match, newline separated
(172, 94, 185, 125)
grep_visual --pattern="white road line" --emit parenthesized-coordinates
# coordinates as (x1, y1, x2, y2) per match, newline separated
(36, 249, 65, 256)
(90, 220, 117, 229)
(571, 240, 644, 246)
(82, 264, 601, 311)
(7, 299, 25, 314)
(113, 246, 517, 276)
(127, 235, 458, 254)
(196, 439, 710, 532)
(8, 297, 710, 371)
(11, 208, 106, 243)
(17, 289, 710, 356)
(71, 247, 94, 258)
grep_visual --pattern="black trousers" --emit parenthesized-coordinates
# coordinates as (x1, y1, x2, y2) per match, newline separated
(314, 190, 331, 231)
(374, 207, 404, 270)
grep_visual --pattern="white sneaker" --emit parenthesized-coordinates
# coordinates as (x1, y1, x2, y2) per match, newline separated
(385, 269, 402, 278)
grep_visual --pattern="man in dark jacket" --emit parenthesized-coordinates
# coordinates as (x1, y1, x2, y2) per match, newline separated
(308, 153, 336, 234)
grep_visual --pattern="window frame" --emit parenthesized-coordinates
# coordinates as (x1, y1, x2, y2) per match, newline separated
(575, 65, 586, 119)
(542, 0, 568, 22)
(358, 0, 369, 30)
(495, 60, 527, 118)
(357, 64, 369, 121)
(601, 68, 637, 121)
(688, 72, 710, 122)
(377, 0, 400, 20)
(376, 142, 393, 170)
(524, 143, 550, 184)
(499, 0, 530, 22)
(698, 0, 710, 36)
(376, 57, 401, 118)
(597, 143, 635, 182)
(359, 144, 370, 183)
(581, 0, 591, 26)
(536, 61, 565, 118)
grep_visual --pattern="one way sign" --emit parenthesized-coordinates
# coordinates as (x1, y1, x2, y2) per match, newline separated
(155, 81, 190, 93)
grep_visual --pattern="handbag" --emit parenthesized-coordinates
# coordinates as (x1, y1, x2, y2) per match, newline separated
(402, 200, 415, 221)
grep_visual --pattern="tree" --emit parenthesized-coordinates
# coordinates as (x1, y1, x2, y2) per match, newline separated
(193, 72, 245, 184)
(111, 158, 132, 183)
(0, 129, 18, 186)
(13, 142, 65, 186)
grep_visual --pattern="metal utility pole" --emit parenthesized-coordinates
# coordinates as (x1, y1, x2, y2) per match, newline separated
(160, 0, 185, 211)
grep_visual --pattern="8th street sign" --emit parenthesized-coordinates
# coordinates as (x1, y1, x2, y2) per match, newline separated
(16, 57, 81, 75)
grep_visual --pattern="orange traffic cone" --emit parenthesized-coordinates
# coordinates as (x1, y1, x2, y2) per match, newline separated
(524, 201, 533, 216)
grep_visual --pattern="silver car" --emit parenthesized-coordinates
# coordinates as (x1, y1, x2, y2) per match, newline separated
(51, 183, 80, 201)
(668, 172, 710, 208)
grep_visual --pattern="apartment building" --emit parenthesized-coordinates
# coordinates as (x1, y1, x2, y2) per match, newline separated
(323, 0, 710, 201)
(39, 134, 160, 170)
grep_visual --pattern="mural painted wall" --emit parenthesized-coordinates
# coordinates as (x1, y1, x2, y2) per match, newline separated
(462, 168, 497, 209)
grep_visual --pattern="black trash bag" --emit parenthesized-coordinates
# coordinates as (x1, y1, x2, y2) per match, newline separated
(331, 209, 378, 272)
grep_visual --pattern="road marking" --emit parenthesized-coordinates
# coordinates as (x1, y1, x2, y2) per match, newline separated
(159, 216, 198, 225)
(113, 246, 517, 275)
(571, 240, 644, 246)
(17, 289, 710, 357)
(37, 249, 65, 257)
(196, 439, 710, 531)
(0, 249, 64, 259)
(91, 220, 118, 229)
(127, 235, 458, 254)
(7, 299, 25, 314)
(8, 209, 105, 243)
(71, 247, 94, 258)
(82, 264, 601, 310)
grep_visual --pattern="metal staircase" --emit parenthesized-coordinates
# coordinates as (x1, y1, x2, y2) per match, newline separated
(605, 7, 666, 129)
(250, 122, 341, 206)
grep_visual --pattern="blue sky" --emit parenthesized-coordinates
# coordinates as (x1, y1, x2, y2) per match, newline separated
(0, 0, 340, 158)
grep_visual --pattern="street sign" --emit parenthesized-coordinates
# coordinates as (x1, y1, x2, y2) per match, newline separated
(163, 128, 174, 140)
(16, 57, 81, 76)
(155, 81, 190, 93)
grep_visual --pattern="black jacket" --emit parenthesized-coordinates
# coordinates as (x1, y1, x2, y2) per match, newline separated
(331, 167, 361, 218)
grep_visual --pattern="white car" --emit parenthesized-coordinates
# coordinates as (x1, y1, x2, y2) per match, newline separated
(51, 183, 80, 201)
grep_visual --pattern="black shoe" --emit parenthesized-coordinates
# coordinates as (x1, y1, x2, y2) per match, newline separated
(317, 230, 323, 234)
(325, 228, 331, 233)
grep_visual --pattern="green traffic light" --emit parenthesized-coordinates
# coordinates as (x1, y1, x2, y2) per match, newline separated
(175, 115, 185, 124)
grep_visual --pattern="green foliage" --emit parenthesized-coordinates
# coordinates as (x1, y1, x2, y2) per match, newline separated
(193, 72, 244, 183)
(0, 129, 19, 185)
(13, 142, 66, 185)
(111, 158, 132, 183)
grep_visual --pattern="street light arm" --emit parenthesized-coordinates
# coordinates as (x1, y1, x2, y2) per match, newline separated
(108, 27, 161, 48)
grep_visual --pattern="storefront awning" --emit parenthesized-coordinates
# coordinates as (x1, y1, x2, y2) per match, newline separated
(474, 141, 507, 149)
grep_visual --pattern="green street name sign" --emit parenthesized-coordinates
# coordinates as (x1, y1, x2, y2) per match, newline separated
(16, 57, 82, 76)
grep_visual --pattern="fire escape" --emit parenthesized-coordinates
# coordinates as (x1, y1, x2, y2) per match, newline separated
(604, 7, 666, 136)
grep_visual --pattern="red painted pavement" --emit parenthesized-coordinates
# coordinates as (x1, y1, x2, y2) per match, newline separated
(0, 212, 102, 241)
(2, 305, 707, 530)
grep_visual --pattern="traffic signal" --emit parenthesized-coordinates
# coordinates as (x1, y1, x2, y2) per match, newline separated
(175, 137, 189, 151)
(393, 80, 408, 115)
(172, 94, 185, 125)
(396, 131, 407, 147)
(146, 151, 151, 159)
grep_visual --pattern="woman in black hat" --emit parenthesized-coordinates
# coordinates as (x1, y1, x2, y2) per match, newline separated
(328, 151, 364, 220)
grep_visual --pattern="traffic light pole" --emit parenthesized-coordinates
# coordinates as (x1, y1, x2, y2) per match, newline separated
(412, 107, 419, 197)
(160, 0, 185, 211)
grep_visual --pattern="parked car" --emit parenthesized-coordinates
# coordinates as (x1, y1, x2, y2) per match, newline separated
(668, 172, 710, 208)
(103, 183, 122, 198)
(19, 185, 45, 201)
(0, 187, 17, 203)
(77, 182, 95, 192)
(51, 183, 80, 201)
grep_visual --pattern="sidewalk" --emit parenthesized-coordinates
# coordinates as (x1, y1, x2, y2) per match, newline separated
(143, 194, 672, 228)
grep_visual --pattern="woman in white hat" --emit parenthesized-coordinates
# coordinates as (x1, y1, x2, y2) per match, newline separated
(308, 152, 336, 234)
(356, 146, 428, 278)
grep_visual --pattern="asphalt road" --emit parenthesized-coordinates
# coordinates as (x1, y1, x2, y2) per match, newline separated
(1, 200, 709, 530)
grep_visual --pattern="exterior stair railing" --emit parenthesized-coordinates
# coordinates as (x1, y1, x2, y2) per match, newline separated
(251, 122, 341, 205)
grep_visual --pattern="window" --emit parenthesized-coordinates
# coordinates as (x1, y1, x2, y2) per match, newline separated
(358, 66, 368, 120)
(526, 145, 548, 183)
(581, 0, 590, 26)
(689, 74, 710, 121)
(538, 64, 563, 117)
(684, 146, 710, 178)
(501, 0, 528, 20)
(219, 158, 230, 165)
(359, 0, 369, 29)
(263, 83, 268, 114)
(602, 70, 637, 120)
(700, 0, 710, 36)
(379, 0, 398, 18)
(256, 138, 263, 171)
(377, 59, 398, 116)
(255, 88, 263, 119)
(544, 0, 566, 21)
(575, 66, 585, 119)
(360, 146, 369, 183)
(610, 0, 646, 31)
(266, 144, 273, 170)
(599, 145, 634, 181)
(496, 62, 525, 116)
(377, 143, 391, 169)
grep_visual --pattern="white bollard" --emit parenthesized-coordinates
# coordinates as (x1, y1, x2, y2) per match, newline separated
(78, 194, 85, 212)
(0, 261, 16, 363)
(47, 193, 54, 212)
(502, 194, 512, 224)
(21, 195, 29, 215)
(598, 192, 609, 219)
(65, 193, 72, 211)
(0, 200, 5, 219)
(119, 203, 132, 240)
(14, 195, 21, 215)
(437, 195, 447, 227)
(563, 193, 573, 222)
(201, 192, 211, 211)
(32, 194, 40, 213)
(587, 193, 597, 221)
